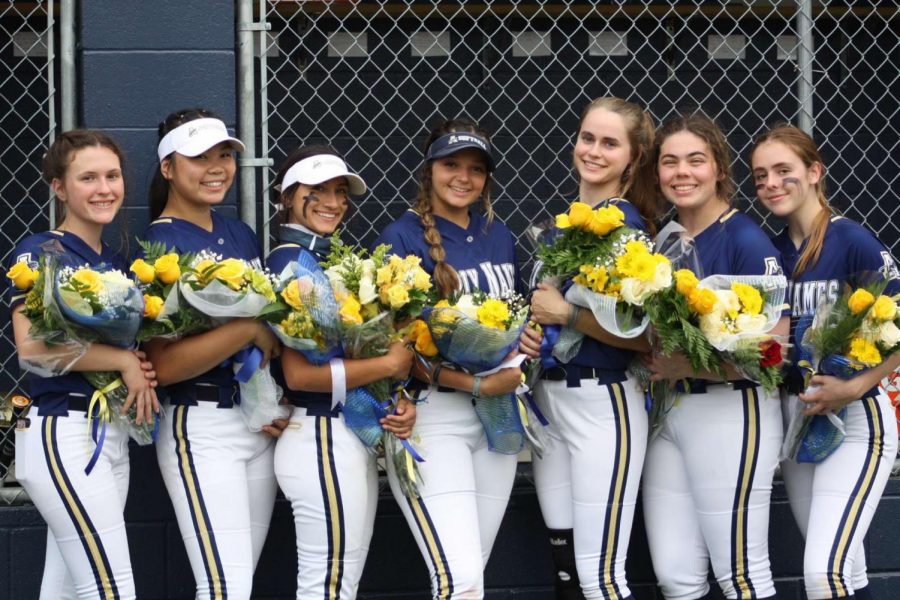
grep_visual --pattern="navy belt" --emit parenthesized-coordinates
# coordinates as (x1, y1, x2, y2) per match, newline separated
(34, 393, 91, 415)
(540, 365, 627, 387)
(166, 383, 239, 408)
(675, 379, 757, 394)
(287, 398, 340, 418)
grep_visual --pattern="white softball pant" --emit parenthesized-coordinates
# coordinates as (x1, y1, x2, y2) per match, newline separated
(156, 402, 277, 600)
(15, 411, 134, 600)
(532, 375, 648, 600)
(274, 408, 378, 599)
(386, 388, 518, 599)
(781, 390, 896, 599)
(642, 384, 782, 600)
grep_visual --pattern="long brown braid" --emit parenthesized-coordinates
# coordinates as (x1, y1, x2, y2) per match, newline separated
(413, 119, 494, 299)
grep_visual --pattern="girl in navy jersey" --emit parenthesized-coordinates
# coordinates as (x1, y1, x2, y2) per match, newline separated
(374, 119, 523, 598)
(7, 130, 158, 599)
(142, 108, 282, 600)
(267, 145, 415, 599)
(518, 97, 657, 600)
(751, 124, 899, 600)
(641, 113, 789, 600)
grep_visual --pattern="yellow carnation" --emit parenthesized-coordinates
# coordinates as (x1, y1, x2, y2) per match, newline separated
(154, 254, 181, 285)
(732, 282, 763, 315)
(129, 258, 155, 284)
(870, 295, 897, 322)
(688, 287, 718, 316)
(6, 261, 38, 290)
(281, 279, 305, 311)
(615, 241, 655, 282)
(568, 202, 593, 228)
(848, 289, 875, 315)
(848, 337, 882, 366)
(435, 299, 451, 308)
(675, 269, 699, 296)
(143, 294, 164, 320)
(70, 268, 103, 295)
(214, 258, 247, 290)
(476, 298, 510, 330)
(339, 295, 363, 325)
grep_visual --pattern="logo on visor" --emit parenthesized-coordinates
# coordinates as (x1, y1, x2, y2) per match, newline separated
(450, 134, 487, 150)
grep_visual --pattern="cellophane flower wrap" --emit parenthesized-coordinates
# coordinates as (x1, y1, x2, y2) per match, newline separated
(323, 239, 433, 497)
(175, 248, 290, 431)
(536, 200, 669, 362)
(258, 249, 342, 365)
(423, 290, 529, 455)
(8, 239, 153, 463)
(782, 279, 899, 463)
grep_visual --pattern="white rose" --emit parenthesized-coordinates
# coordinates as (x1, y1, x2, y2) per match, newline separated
(650, 261, 672, 292)
(717, 289, 740, 315)
(735, 313, 768, 333)
(358, 274, 378, 305)
(700, 312, 728, 348)
(455, 294, 479, 320)
(859, 318, 881, 343)
(620, 278, 649, 306)
(878, 321, 900, 347)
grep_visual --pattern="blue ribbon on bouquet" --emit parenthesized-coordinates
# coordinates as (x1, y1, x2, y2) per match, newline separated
(539, 324, 562, 370)
(85, 408, 107, 476)
(342, 385, 424, 463)
(221, 345, 264, 384)
(522, 390, 549, 426)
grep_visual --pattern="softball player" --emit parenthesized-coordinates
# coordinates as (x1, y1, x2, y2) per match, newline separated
(7, 130, 158, 599)
(373, 119, 524, 599)
(751, 125, 899, 600)
(520, 97, 658, 600)
(267, 145, 415, 599)
(142, 108, 281, 600)
(641, 114, 788, 600)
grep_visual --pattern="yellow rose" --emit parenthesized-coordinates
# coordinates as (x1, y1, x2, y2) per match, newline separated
(154, 254, 181, 285)
(555, 213, 571, 229)
(143, 294, 164, 320)
(587, 205, 625, 236)
(410, 320, 439, 357)
(214, 258, 247, 290)
(6, 261, 38, 290)
(129, 258, 156, 284)
(732, 282, 763, 315)
(281, 279, 305, 311)
(568, 202, 593, 228)
(848, 337, 882, 367)
(376, 264, 393, 287)
(339, 295, 363, 325)
(675, 269, 699, 296)
(870, 295, 897, 322)
(70, 268, 103, 295)
(413, 268, 432, 292)
(688, 287, 718, 316)
(385, 284, 410, 309)
(847, 288, 875, 315)
(194, 258, 216, 280)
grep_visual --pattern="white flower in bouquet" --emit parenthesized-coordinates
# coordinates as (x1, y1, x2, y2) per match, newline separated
(735, 312, 768, 334)
(454, 294, 479, 320)
(358, 258, 378, 305)
(878, 320, 900, 347)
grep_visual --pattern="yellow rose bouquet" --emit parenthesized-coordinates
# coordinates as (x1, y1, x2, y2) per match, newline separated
(322, 239, 435, 494)
(7, 242, 154, 456)
(783, 280, 899, 463)
(422, 290, 530, 454)
(132, 240, 212, 342)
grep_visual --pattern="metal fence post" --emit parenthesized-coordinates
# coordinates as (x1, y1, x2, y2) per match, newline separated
(796, 0, 815, 135)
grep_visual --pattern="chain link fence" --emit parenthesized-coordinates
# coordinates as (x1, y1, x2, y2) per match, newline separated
(0, 0, 57, 503)
(251, 0, 898, 266)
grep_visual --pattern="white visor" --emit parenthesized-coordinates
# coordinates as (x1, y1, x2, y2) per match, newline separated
(281, 155, 367, 196)
(157, 118, 245, 162)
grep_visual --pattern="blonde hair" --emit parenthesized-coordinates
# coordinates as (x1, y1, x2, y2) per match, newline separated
(413, 118, 494, 298)
(751, 124, 830, 277)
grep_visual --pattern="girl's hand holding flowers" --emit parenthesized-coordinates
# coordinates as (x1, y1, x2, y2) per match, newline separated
(381, 395, 416, 439)
(117, 349, 160, 426)
(643, 350, 694, 383)
(799, 374, 863, 416)
(529, 283, 570, 326)
(384, 339, 414, 380)
(519, 324, 542, 359)
(480, 365, 524, 397)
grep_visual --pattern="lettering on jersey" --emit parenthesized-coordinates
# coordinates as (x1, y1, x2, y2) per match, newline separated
(791, 279, 839, 317)
(249, 257, 263, 270)
(457, 262, 515, 294)
(458, 268, 479, 293)
(764, 257, 783, 277)
(880, 251, 900, 281)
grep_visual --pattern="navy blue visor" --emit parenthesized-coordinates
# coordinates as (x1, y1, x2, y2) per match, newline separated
(424, 132, 495, 172)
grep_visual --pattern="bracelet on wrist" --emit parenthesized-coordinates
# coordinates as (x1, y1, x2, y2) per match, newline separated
(431, 363, 444, 386)
(472, 375, 483, 398)
(566, 304, 581, 329)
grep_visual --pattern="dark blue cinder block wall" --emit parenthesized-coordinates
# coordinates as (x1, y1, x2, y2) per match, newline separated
(79, 0, 240, 250)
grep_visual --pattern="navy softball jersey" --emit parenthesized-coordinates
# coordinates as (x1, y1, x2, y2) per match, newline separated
(692, 208, 784, 278)
(374, 209, 522, 295)
(6, 230, 127, 414)
(141, 211, 262, 401)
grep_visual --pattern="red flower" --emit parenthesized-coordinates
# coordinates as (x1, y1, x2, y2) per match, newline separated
(759, 340, 783, 368)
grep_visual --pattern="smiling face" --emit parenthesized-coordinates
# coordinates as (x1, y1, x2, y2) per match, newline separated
(53, 145, 124, 228)
(573, 107, 632, 192)
(657, 130, 723, 212)
(751, 140, 822, 219)
(161, 141, 236, 208)
(286, 177, 350, 235)
(428, 148, 488, 219)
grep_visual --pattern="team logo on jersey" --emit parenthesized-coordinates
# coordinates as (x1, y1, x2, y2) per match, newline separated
(16, 252, 37, 270)
(880, 251, 900, 280)
(764, 257, 783, 277)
